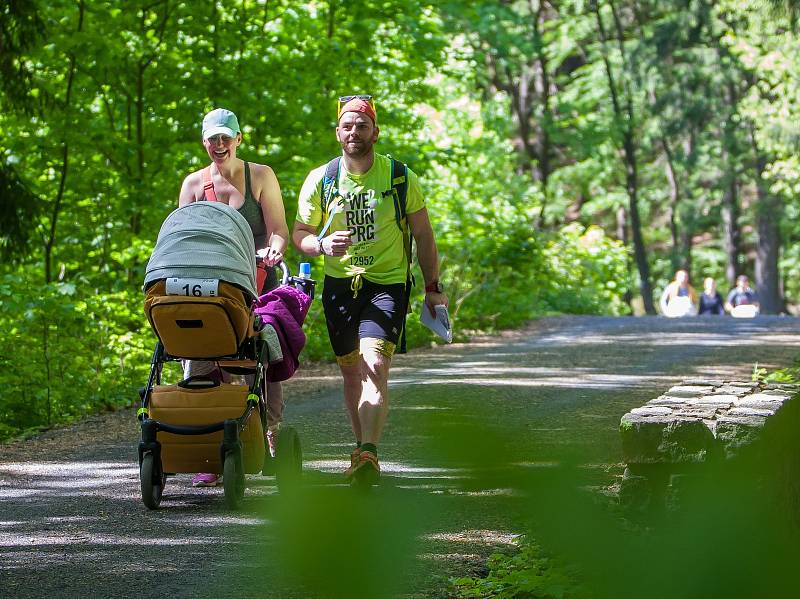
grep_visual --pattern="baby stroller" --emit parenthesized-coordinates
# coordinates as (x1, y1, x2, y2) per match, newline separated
(138, 202, 314, 509)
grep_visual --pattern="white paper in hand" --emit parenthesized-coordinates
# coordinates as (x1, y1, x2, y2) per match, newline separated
(420, 304, 453, 343)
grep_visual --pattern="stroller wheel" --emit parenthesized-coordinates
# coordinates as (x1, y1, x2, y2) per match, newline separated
(275, 426, 303, 493)
(223, 453, 245, 509)
(140, 453, 165, 510)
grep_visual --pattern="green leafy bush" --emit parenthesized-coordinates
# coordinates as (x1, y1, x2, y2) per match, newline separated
(0, 272, 151, 439)
(449, 538, 586, 598)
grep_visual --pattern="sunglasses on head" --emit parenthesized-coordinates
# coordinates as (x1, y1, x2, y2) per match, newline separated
(337, 94, 377, 117)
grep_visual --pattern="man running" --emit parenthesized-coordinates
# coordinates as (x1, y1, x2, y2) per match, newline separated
(292, 96, 447, 486)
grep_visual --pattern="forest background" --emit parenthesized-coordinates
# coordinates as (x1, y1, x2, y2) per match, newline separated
(1, 0, 799, 441)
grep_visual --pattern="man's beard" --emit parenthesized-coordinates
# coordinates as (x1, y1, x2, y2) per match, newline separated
(341, 138, 373, 158)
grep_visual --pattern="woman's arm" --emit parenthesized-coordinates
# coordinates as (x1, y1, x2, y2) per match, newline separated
(178, 171, 202, 207)
(659, 284, 672, 314)
(255, 165, 289, 266)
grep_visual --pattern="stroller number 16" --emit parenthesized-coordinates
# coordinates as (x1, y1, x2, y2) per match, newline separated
(165, 277, 219, 297)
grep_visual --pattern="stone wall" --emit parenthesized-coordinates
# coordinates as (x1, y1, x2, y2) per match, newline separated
(619, 379, 800, 512)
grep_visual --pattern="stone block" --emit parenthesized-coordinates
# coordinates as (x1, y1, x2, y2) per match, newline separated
(674, 408, 718, 420)
(760, 389, 794, 397)
(649, 395, 690, 408)
(736, 393, 788, 412)
(728, 406, 776, 418)
(630, 406, 673, 417)
(682, 378, 724, 387)
(712, 386, 751, 396)
(764, 383, 800, 392)
(620, 413, 715, 464)
(618, 379, 799, 513)
(723, 381, 760, 389)
(666, 385, 715, 398)
(715, 414, 767, 459)
(687, 395, 737, 409)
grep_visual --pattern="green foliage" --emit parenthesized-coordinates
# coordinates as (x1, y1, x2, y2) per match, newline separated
(0, 271, 150, 438)
(542, 225, 630, 316)
(450, 539, 584, 599)
(752, 357, 800, 384)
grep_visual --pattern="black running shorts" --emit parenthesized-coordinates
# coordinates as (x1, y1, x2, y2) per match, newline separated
(322, 276, 408, 357)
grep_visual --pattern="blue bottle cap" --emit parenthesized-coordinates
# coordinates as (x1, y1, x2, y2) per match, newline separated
(299, 262, 311, 277)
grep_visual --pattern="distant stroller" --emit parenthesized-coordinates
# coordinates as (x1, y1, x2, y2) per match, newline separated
(138, 202, 314, 509)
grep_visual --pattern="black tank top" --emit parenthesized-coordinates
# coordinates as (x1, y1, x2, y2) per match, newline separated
(238, 162, 267, 249)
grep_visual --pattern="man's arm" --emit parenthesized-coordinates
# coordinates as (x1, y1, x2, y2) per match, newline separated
(292, 221, 354, 257)
(407, 207, 447, 312)
(292, 221, 324, 256)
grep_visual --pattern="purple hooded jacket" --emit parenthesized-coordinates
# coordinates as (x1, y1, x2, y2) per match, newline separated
(252, 285, 312, 382)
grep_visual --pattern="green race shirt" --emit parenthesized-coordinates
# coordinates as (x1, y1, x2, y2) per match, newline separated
(296, 153, 425, 285)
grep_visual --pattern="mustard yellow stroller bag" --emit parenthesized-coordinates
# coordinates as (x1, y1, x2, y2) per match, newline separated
(145, 279, 254, 359)
(149, 383, 264, 475)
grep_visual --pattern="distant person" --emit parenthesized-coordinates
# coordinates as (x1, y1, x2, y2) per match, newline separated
(659, 269, 697, 317)
(697, 277, 724, 315)
(725, 275, 759, 317)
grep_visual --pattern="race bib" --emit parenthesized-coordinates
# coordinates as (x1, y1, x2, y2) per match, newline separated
(165, 277, 219, 297)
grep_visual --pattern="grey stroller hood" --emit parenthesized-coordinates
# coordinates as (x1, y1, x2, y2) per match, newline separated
(144, 202, 257, 297)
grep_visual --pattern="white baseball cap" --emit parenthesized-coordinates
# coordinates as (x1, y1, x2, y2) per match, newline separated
(201, 108, 240, 140)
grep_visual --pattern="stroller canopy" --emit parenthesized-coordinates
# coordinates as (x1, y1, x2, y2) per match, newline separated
(144, 202, 257, 298)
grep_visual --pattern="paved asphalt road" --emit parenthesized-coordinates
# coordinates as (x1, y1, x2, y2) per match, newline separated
(2, 315, 800, 598)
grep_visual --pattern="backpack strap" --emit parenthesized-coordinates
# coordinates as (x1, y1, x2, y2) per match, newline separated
(317, 157, 341, 239)
(382, 158, 411, 268)
(391, 158, 408, 222)
(385, 157, 414, 354)
(202, 166, 218, 202)
(321, 157, 341, 214)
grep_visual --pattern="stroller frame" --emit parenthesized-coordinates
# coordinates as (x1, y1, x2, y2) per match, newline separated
(137, 262, 310, 509)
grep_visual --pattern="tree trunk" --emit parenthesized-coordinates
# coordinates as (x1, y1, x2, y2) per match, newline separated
(721, 80, 741, 288)
(44, 1, 84, 283)
(661, 137, 681, 272)
(720, 155, 740, 288)
(679, 226, 693, 277)
(617, 205, 634, 309)
(750, 126, 782, 313)
(594, 0, 655, 313)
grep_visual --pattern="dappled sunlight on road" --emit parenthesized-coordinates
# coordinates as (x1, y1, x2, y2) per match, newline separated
(393, 368, 679, 389)
(0, 462, 138, 501)
(1, 461, 136, 477)
(303, 458, 468, 479)
(0, 531, 231, 548)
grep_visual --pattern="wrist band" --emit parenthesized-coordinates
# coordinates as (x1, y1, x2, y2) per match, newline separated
(317, 238, 325, 256)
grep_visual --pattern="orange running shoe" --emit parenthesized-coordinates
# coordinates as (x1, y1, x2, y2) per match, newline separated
(343, 447, 362, 481)
(351, 450, 380, 487)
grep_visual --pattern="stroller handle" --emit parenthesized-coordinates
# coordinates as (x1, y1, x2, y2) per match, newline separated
(277, 260, 290, 285)
(257, 257, 315, 299)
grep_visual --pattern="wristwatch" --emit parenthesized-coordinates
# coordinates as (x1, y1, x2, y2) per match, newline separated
(425, 280, 443, 293)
